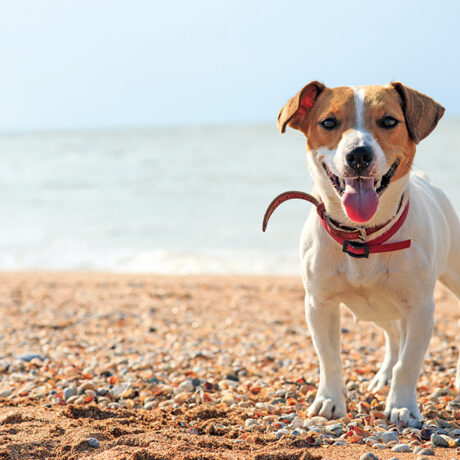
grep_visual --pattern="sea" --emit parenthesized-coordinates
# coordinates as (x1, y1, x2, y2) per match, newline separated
(1, 120, 459, 275)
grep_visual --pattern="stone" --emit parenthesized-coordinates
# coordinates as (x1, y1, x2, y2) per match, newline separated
(290, 418, 304, 428)
(63, 387, 77, 400)
(359, 453, 379, 460)
(373, 443, 387, 449)
(431, 433, 450, 447)
(416, 447, 435, 456)
(221, 394, 235, 406)
(408, 418, 423, 429)
(111, 383, 130, 399)
(275, 429, 289, 439)
(391, 444, 411, 452)
(178, 380, 194, 392)
(333, 440, 346, 446)
(78, 382, 97, 392)
(309, 416, 327, 425)
(18, 354, 45, 362)
(244, 418, 257, 428)
(66, 395, 79, 404)
(381, 431, 399, 443)
(96, 388, 109, 396)
(87, 438, 100, 448)
(0, 389, 12, 398)
(328, 423, 343, 436)
(420, 428, 433, 440)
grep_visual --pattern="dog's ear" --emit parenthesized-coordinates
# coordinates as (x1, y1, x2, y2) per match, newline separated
(391, 82, 445, 144)
(277, 81, 325, 134)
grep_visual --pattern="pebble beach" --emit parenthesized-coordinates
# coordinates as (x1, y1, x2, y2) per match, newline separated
(1, 272, 460, 459)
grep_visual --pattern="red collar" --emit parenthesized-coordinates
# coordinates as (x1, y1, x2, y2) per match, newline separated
(262, 191, 411, 259)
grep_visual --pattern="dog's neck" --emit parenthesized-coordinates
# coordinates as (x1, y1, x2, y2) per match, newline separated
(309, 164, 410, 230)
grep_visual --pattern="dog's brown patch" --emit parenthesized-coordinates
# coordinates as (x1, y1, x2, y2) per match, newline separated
(361, 85, 416, 181)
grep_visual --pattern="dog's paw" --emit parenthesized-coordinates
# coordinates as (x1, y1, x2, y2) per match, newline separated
(384, 396, 422, 426)
(307, 392, 347, 420)
(368, 368, 392, 392)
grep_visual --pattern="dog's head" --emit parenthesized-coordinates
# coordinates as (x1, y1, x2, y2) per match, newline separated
(278, 82, 444, 225)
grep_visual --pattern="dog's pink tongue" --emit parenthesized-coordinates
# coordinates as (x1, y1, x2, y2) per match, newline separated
(342, 177, 379, 223)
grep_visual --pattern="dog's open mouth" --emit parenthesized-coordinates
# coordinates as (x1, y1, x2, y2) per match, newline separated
(322, 160, 400, 223)
(322, 159, 400, 197)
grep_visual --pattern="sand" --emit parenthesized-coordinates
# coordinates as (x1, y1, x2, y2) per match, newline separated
(0, 272, 459, 459)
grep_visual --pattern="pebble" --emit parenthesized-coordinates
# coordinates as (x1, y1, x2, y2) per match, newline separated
(359, 453, 379, 460)
(391, 443, 411, 452)
(282, 413, 296, 422)
(408, 419, 423, 429)
(96, 388, 109, 396)
(373, 443, 387, 449)
(87, 438, 100, 448)
(381, 431, 399, 443)
(178, 380, 194, 392)
(221, 394, 235, 406)
(328, 424, 343, 436)
(244, 418, 257, 428)
(309, 416, 327, 425)
(290, 418, 304, 428)
(63, 387, 76, 400)
(420, 428, 433, 440)
(111, 383, 130, 399)
(333, 440, 346, 446)
(18, 354, 45, 362)
(416, 447, 435, 456)
(431, 432, 450, 447)
(79, 382, 96, 392)
(0, 389, 12, 398)
(275, 429, 289, 439)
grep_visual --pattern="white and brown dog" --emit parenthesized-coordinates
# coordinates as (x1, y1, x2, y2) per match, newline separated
(266, 82, 460, 425)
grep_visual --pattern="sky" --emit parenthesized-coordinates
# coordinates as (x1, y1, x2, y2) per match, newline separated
(0, 0, 459, 130)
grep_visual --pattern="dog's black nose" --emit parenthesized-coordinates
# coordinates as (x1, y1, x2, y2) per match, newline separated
(346, 146, 373, 173)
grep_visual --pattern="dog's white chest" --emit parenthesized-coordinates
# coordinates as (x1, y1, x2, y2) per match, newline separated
(303, 250, 413, 322)
(339, 267, 410, 320)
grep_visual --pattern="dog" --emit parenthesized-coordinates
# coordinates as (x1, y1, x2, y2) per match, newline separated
(270, 81, 460, 426)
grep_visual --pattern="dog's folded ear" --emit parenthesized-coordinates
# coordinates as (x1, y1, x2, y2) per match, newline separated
(277, 81, 325, 134)
(391, 82, 445, 144)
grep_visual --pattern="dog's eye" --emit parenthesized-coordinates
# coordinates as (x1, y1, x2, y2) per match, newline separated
(379, 116, 399, 129)
(319, 118, 339, 130)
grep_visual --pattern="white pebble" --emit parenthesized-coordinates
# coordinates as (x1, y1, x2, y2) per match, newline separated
(391, 443, 411, 452)
(359, 454, 379, 460)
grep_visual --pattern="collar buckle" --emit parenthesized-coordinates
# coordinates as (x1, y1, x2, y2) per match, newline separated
(342, 240, 370, 258)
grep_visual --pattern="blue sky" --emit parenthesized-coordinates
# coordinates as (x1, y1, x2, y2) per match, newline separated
(1, 0, 459, 130)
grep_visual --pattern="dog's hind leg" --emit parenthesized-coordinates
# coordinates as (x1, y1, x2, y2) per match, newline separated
(368, 320, 400, 392)
(438, 206, 460, 390)
(305, 294, 347, 419)
(439, 269, 460, 391)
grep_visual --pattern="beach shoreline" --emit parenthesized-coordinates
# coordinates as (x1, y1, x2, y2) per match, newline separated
(0, 271, 459, 459)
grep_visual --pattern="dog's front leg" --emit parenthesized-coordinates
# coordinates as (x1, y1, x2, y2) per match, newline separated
(385, 301, 434, 425)
(305, 294, 347, 419)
